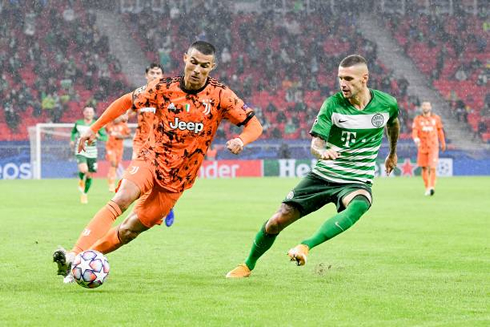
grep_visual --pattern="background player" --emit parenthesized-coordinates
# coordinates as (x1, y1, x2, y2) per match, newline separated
(227, 54, 400, 278)
(53, 41, 263, 281)
(105, 113, 131, 192)
(70, 106, 107, 204)
(412, 101, 446, 196)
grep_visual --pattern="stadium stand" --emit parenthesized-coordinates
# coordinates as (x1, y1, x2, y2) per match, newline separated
(382, 7, 489, 141)
(0, 1, 129, 141)
(121, 2, 415, 140)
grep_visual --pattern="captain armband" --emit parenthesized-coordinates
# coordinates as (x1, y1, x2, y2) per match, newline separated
(237, 111, 255, 127)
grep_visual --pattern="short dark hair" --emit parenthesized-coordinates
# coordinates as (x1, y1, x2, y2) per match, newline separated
(145, 63, 164, 74)
(339, 55, 368, 68)
(188, 41, 216, 56)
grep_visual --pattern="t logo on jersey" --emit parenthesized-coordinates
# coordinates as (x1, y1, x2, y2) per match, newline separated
(169, 117, 204, 134)
(341, 131, 357, 147)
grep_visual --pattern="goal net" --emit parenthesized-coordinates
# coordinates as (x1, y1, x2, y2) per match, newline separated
(28, 123, 137, 179)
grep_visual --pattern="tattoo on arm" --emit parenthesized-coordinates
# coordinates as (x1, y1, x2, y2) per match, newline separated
(386, 118, 400, 155)
(310, 137, 327, 159)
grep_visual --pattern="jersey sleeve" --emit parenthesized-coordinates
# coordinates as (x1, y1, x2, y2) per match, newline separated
(132, 79, 160, 110)
(220, 88, 254, 126)
(310, 99, 332, 141)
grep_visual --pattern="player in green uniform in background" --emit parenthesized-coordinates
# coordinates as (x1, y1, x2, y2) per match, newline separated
(70, 106, 107, 204)
(227, 54, 400, 278)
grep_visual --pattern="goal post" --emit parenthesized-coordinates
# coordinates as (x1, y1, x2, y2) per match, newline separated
(28, 123, 137, 179)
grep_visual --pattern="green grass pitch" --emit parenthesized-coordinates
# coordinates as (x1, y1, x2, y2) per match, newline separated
(0, 177, 489, 326)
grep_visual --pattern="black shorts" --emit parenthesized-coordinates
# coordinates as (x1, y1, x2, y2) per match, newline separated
(282, 172, 372, 216)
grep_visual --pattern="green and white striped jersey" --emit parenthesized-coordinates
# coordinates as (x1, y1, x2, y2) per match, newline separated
(310, 89, 398, 185)
(71, 119, 107, 158)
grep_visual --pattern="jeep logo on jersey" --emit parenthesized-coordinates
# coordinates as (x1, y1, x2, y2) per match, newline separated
(371, 113, 385, 127)
(169, 117, 204, 134)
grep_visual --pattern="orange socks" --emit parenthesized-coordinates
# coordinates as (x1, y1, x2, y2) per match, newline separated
(91, 227, 123, 255)
(422, 168, 429, 189)
(429, 168, 437, 189)
(72, 201, 122, 254)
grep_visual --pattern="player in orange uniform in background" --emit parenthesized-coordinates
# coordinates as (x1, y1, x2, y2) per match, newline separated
(105, 114, 131, 192)
(53, 41, 263, 280)
(412, 101, 446, 196)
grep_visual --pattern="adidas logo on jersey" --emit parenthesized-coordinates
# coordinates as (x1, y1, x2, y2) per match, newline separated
(168, 103, 176, 110)
(169, 117, 204, 134)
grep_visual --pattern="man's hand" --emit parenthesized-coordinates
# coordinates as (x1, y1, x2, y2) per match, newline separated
(385, 153, 398, 175)
(320, 149, 340, 160)
(77, 129, 97, 153)
(413, 137, 421, 148)
(226, 138, 244, 155)
(441, 143, 446, 152)
(69, 141, 75, 150)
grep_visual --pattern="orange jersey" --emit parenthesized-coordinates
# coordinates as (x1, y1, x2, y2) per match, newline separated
(412, 114, 445, 153)
(132, 76, 254, 192)
(105, 120, 131, 151)
(131, 91, 156, 153)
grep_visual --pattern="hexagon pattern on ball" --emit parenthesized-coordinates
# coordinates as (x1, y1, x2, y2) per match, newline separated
(71, 250, 110, 289)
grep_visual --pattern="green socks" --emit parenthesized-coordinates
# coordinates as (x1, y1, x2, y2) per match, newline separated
(84, 178, 93, 194)
(244, 222, 278, 270)
(79, 172, 85, 180)
(301, 196, 370, 250)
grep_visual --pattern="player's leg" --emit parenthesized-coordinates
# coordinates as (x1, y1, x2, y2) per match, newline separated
(227, 173, 324, 278)
(81, 158, 97, 203)
(298, 189, 371, 261)
(90, 185, 181, 254)
(418, 151, 430, 195)
(53, 160, 152, 277)
(428, 151, 439, 196)
(226, 203, 301, 278)
(107, 150, 117, 192)
(76, 155, 88, 193)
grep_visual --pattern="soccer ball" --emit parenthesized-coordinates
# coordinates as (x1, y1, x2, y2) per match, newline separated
(71, 250, 110, 289)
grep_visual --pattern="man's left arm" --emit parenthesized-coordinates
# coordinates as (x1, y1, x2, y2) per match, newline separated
(222, 90, 263, 155)
(437, 117, 446, 151)
(385, 117, 400, 175)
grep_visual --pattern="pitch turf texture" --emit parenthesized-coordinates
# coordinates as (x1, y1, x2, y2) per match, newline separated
(0, 177, 488, 326)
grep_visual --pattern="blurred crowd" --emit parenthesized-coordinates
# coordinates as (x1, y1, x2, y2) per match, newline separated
(1, 0, 488, 143)
(123, 0, 416, 139)
(0, 0, 127, 136)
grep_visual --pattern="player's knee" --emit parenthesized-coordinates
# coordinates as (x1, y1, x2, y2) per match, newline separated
(265, 218, 281, 234)
(265, 204, 298, 234)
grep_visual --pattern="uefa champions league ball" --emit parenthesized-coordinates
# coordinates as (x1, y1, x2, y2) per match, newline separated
(71, 250, 110, 289)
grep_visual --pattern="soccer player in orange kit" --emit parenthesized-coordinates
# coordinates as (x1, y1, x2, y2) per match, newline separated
(53, 41, 263, 280)
(412, 101, 446, 196)
(105, 114, 131, 192)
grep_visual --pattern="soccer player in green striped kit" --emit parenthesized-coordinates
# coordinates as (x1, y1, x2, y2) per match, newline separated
(70, 106, 107, 204)
(227, 55, 400, 278)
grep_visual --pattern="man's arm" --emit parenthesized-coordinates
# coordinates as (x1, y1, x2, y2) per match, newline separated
(226, 116, 263, 155)
(310, 136, 339, 160)
(385, 117, 400, 175)
(437, 117, 446, 151)
(77, 93, 132, 153)
(412, 117, 421, 147)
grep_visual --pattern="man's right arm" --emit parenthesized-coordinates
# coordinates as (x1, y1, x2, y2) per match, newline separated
(77, 93, 132, 153)
(412, 117, 420, 147)
(90, 93, 132, 133)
